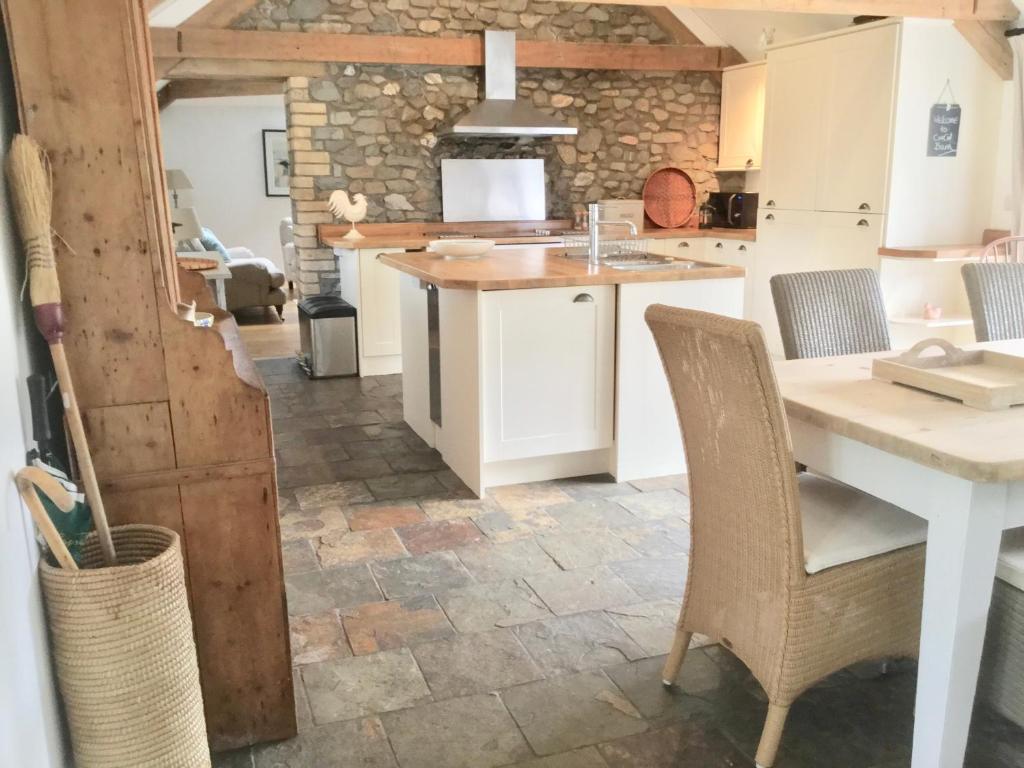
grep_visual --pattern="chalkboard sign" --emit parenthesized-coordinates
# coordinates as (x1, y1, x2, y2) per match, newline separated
(928, 103, 961, 157)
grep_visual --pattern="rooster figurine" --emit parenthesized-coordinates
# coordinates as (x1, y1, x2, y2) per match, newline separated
(328, 190, 369, 240)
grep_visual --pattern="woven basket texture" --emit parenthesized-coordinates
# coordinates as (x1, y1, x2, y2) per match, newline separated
(962, 262, 1024, 342)
(644, 306, 923, 706)
(40, 524, 210, 768)
(980, 579, 1024, 728)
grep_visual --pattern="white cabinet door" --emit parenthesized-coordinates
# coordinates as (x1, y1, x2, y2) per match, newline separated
(705, 238, 756, 319)
(761, 40, 826, 211)
(358, 249, 403, 358)
(815, 24, 898, 214)
(719, 62, 767, 171)
(482, 285, 615, 462)
(812, 212, 885, 272)
(645, 238, 680, 257)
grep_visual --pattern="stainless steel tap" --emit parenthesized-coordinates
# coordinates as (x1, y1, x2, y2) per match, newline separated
(587, 202, 638, 267)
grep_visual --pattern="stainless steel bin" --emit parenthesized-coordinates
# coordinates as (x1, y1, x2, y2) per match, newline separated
(298, 296, 358, 378)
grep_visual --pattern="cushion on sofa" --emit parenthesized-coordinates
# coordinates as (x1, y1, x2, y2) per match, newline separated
(800, 473, 927, 575)
(200, 227, 232, 262)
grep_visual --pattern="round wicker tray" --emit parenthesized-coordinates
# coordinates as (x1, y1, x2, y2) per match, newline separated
(178, 256, 218, 272)
(642, 167, 697, 229)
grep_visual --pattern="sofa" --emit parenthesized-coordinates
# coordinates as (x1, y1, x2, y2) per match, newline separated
(183, 229, 288, 317)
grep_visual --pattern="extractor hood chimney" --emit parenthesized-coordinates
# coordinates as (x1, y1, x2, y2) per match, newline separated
(446, 30, 578, 138)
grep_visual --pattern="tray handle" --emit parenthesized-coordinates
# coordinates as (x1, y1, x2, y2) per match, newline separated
(894, 337, 972, 366)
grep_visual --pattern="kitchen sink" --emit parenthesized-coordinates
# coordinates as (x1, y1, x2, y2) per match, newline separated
(609, 260, 702, 271)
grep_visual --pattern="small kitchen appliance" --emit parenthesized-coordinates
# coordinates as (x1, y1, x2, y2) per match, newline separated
(707, 192, 759, 229)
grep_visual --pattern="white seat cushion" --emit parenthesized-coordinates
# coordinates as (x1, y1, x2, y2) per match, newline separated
(997, 528, 1024, 591)
(800, 474, 928, 575)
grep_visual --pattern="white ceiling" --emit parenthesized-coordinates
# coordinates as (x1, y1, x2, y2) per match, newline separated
(149, 0, 213, 27)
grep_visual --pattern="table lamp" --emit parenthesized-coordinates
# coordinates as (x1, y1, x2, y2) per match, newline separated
(170, 206, 202, 246)
(165, 168, 193, 208)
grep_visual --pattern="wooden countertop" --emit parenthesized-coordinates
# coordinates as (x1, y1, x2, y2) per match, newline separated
(776, 340, 1024, 483)
(376, 246, 744, 290)
(322, 226, 756, 250)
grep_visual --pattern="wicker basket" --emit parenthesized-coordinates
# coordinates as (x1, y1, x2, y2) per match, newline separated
(980, 578, 1024, 728)
(39, 524, 210, 768)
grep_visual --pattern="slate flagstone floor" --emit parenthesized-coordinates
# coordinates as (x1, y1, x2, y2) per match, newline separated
(215, 358, 1024, 768)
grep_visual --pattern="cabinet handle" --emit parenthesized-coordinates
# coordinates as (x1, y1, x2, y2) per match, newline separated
(746, 158, 754, 167)
(765, 213, 775, 221)
(738, 245, 748, 251)
(679, 242, 690, 248)
(857, 219, 870, 228)
(715, 242, 724, 249)
(573, 293, 594, 303)
(858, 203, 871, 212)
(766, 200, 776, 207)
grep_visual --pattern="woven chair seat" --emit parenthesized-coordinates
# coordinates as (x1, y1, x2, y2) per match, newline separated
(800, 474, 927, 574)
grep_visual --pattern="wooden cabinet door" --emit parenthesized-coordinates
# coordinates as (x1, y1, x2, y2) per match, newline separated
(482, 285, 615, 462)
(719, 62, 767, 171)
(761, 41, 826, 211)
(815, 24, 898, 215)
(358, 249, 403, 358)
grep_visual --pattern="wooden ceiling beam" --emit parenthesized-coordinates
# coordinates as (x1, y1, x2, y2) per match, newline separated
(151, 27, 728, 71)
(160, 58, 329, 80)
(954, 19, 1014, 80)
(545, 0, 1019, 21)
(161, 77, 285, 104)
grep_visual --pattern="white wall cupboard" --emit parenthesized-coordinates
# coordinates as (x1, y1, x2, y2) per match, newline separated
(336, 246, 405, 376)
(718, 62, 766, 172)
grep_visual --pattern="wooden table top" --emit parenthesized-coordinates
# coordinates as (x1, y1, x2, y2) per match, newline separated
(377, 245, 745, 290)
(775, 340, 1024, 483)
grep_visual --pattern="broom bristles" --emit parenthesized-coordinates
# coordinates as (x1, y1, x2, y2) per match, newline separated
(7, 134, 60, 309)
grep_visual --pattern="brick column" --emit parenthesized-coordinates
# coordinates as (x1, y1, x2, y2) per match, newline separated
(285, 76, 337, 297)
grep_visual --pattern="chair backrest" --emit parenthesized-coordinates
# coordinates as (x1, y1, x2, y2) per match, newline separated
(980, 235, 1024, 264)
(962, 262, 1024, 342)
(770, 269, 891, 360)
(645, 306, 805, 648)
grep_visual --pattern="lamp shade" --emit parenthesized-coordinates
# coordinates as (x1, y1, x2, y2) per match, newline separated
(165, 168, 193, 191)
(170, 207, 203, 241)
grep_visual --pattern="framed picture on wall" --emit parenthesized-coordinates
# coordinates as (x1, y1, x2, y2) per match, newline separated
(262, 129, 290, 197)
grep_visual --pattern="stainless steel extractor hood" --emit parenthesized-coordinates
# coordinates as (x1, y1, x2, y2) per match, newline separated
(446, 30, 577, 138)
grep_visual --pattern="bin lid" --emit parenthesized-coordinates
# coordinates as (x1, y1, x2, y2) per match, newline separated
(299, 296, 356, 319)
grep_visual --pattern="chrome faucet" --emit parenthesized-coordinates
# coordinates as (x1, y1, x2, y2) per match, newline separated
(587, 202, 638, 267)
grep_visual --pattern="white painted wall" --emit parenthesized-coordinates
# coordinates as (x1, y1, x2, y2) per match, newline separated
(0, 36, 69, 768)
(160, 95, 290, 269)
(886, 20, 1004, 247)
(991, 82, 1015, 232)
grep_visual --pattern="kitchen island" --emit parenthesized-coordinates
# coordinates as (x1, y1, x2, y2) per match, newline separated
(380, 245, 744, 496)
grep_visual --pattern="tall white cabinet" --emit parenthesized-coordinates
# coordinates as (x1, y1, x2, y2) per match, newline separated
(754, 18, 1002, 355)
(718, 62, 766, 172)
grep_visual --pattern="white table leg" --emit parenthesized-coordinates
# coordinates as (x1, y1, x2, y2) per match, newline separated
(912, 481, 1007, 768)
(214, 278, 227, 310)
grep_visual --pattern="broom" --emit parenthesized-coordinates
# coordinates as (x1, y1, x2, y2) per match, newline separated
(7, 134, 116, 566)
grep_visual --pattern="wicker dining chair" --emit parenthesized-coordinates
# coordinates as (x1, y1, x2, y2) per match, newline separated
(770, 269, 891, 360)
(962, 262, 1024, 342)
(645, 306, 926, 768)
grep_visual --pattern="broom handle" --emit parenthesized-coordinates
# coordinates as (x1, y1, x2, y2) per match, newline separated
(15, 467, 78, 570)
(49, 342, 116, 566)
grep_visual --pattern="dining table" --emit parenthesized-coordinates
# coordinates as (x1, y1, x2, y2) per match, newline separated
(775, 339, 1024, 768)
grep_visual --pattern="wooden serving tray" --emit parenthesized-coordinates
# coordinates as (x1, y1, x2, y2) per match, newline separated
(178, 256, 218, 272)
(872, 338, 1024, 411)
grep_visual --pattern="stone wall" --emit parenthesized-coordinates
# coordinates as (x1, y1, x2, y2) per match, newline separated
(236, 0, 668, 43)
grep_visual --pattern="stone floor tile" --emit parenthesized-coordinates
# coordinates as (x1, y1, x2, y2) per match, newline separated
(474, 507, 561, 543)
(437, 578, 553, 633)
(285, 565, 383, 616)
(502, 671, 647, 755)
(544, 498, 641, 531)
(315, 528, 408, 568)
(323, 410, 384, 428)
(325, 457, 394, 481)
(279, 463, 348, 490)
(365, 472, 446, 500)
(537, 529, 640, 570)
(514, 611, 646, 676)
(411, 629, 542, 700)
(273, 414, 328, 434)
(382, 694, 532, 768)
(290, 611, 351, 666)
(343, 437, 411, 459)
(301, 648, 430, 724)
(279, 505, 350, 541)
(432, 469, 476, 495)
(296, 480, 374, 509)
(386, 450, 448, 474)
(626, 474, 689, 494)
(604, 653, 721, 721)
(420, 496, 501, 521)
(489, 481, 573, 511)
(615, 490, 690, 523)
(251, 717, 397, 767)
(609, 557, 688, 601)
(556, 474, 640, 501)
(281, 538, 319, 576)
(613, 525, 690, 559)
(396, 518, 484, 555)
(605, 600, 684, 657)
(341, 595, 454, 655)
(212, 747, 252, 768)
(293, 670, 314, 732)
(509, 747, 609, 768)
(278, 443, 351, 469)
(345, 504, 427, 531)
(371, 550, 474, 599)
(597, 721, 747, 768)
(455, 539, 561, 583)
(526, 566, 641, 616)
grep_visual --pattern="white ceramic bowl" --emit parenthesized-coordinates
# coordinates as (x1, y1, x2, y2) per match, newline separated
(428, 239, 495, 260)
